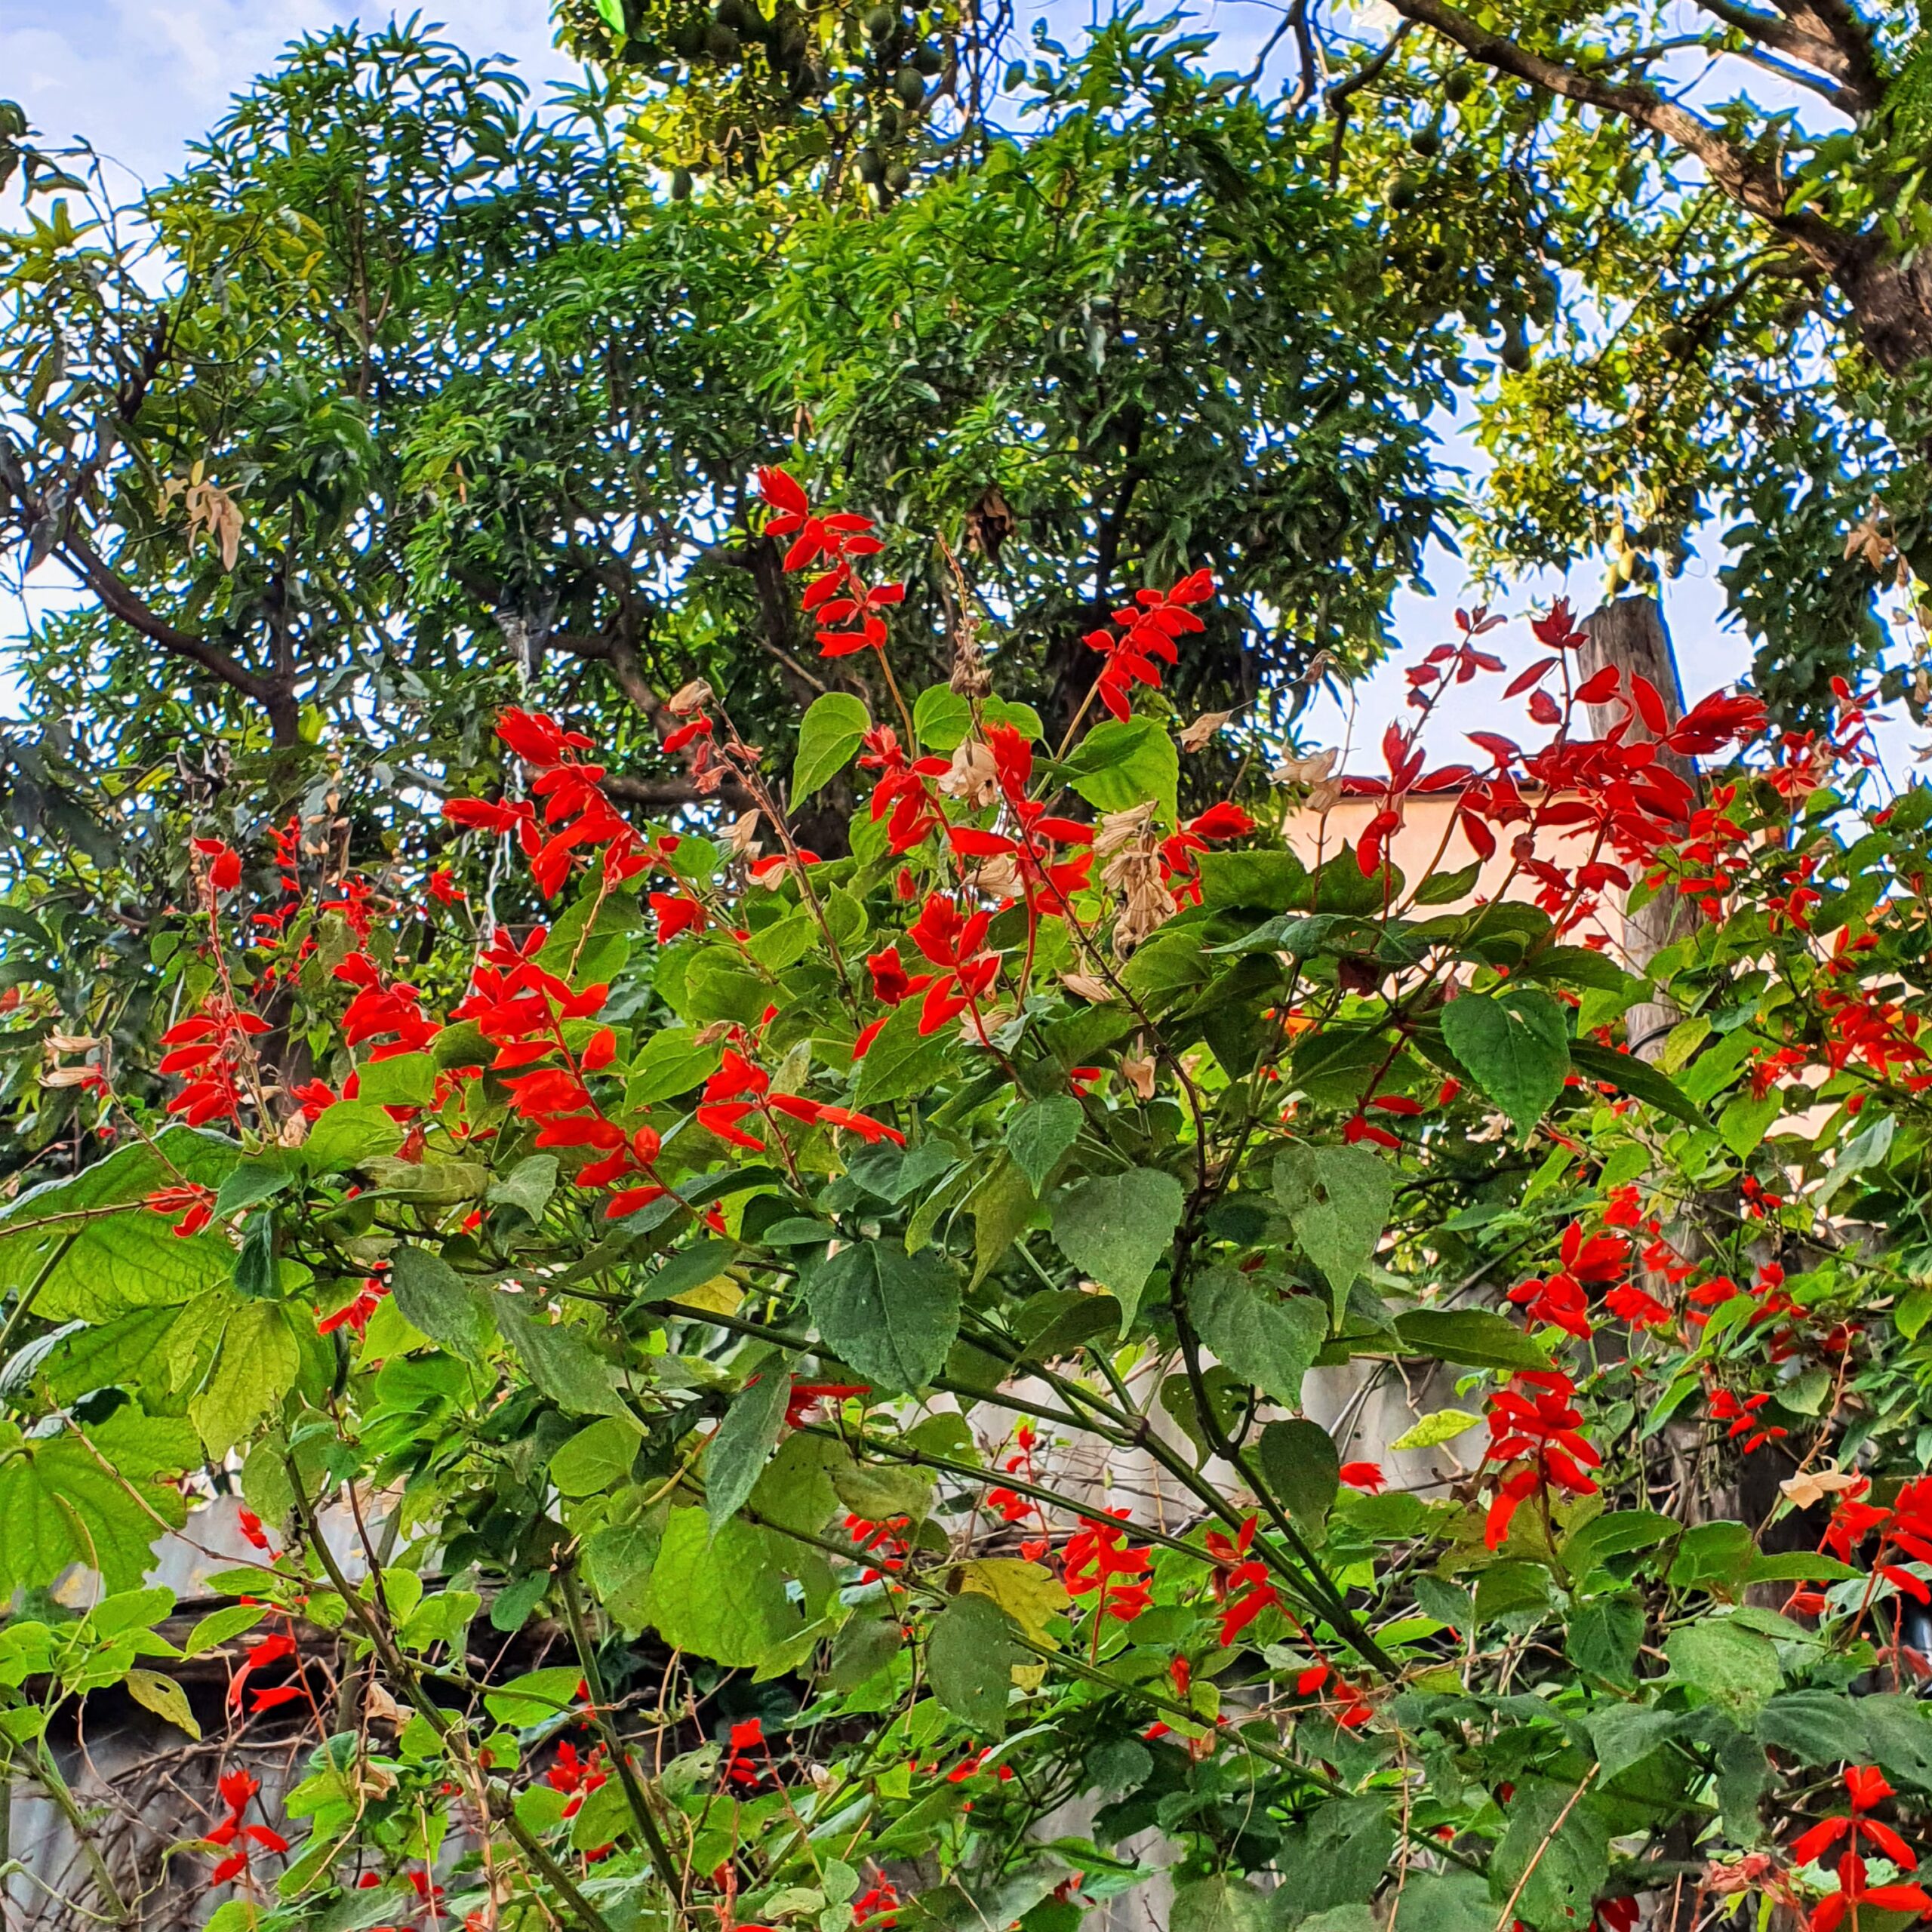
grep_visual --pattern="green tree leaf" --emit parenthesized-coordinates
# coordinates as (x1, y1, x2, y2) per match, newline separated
(1257, 1417, 1340, 1526)
(1441, 987, 1570, 1136)
(494, 1294, 626, 1415)
(926, 1590, 1026, 1730)
(1063, 717, 1178, 819)
(0, 1409, 197, 1595)
(645, 1506, 803, 1667)
(803, 1242, 959, 1392)
(1189, 1267, 1324, 1409)
(1005, 1096, 1084, 1195)
(1395, 1309, 1555, 1371)
(1272, 1145, 1392, 1313)
(854, 998, 958, 1107)
(1570, 1040, 1709, 1128)
(390, 1244, 494, 1361)
(1050, 1168, 1184, 1328)
(1172, 1876, 1272, 1932)
(706, 1366, 789, 1529)
(792, 692, 871, 802)
(126, 1667, 202, 1740)
(1666, 1618, 1783, 1721)
(551, 1416, 644, 1498)
(189, 1300, 300, 1455)
(1490, 1782, 1609, 1932)
(0, 1128, 242, 1322)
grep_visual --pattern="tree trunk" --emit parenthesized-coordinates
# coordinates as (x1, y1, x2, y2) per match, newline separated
(1579, 595, 1698, 1063)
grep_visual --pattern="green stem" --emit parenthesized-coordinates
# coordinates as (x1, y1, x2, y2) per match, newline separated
(0, 1232, 80, 1383)
(287, 1460, 619, 1932)
(32, 1741, 130, 1926)
(558, 1568, 690, 1921)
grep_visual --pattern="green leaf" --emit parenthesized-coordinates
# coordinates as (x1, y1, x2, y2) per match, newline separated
(389, 1245, 494, 1361)
(912, 687, 1042, 752)
(211, 1161, 293, 1220)
(185, 1602, 268, 1656)
(1570, 1040, 1709, 1128)
(0, 1408, 197, 1595)
(1491, 1782, 1609, 1932)
(1567, 1598, 1643, 1688)
(1189, 1268, 1324, 1409)
(793, 692, 871, 803)
(1392, 1872, 1494, 1932)
(1171, 1876, 1272, 1932)
(968, 1154, 1038, 1286)
(926, 1591, 1026, 1730)
(803, 1242, 960, 1392)
(485, 1665, 585, 1728)
(1389, 1407, 1481, 1451)
(626, 1026, 720, 1105)
(1050, 1168, 1184, 1328)
(302, 1100, 407, 1172)
(707, 1367, 789, 1529)
(189, 1300, 300, 1455)
(551, 1416, 643, 1497)
(1586, 1705, 1683, 1782)
(1197, 849, 1309, 912)
(1411, 860, 1483, 906)
(854, 998, 957, 1108)
(1272, 1145, 1392, 1313)
(488, 1155, 558, 1222)
(0, 1127, 243, 1322)
(1005, 1097, 1084, 1195)
(1275, 1798, 1396, 1923)
(494, 1294, 627, 1415)
(1257, 1417, 1340, 1525)
(645, 1506, 803, 1666)
(1666, 1618, 1783, 1719)
(1712, 1088, 1781, 1158)
(1441, 987, 1570, 1135)
(1395, 1309, 1554, 1371)
(1063, 717, 1178, 819)
(126, 1667, 202, 1739)
(354, 1052, 437, 1109)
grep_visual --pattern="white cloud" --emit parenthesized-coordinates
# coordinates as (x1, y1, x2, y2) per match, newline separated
(2, 0, 574, 189)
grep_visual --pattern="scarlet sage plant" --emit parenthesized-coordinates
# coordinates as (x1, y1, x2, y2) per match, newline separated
(9, 463, 1932, 1932)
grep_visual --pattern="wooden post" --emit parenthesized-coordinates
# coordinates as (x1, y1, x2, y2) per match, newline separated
(1578, 595, 1699, 1063)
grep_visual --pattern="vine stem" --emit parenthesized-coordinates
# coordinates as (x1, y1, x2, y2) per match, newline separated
(286, 1460, 620, 1932)
(0, 1230, 81, 1373)
(558, 1568, 691, 1924)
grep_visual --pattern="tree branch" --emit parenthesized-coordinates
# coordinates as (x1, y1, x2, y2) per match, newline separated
(1383, 0, 1864, 282)
(56, 527, 301, 744)
(603, 771, 754, 813)
(1695, 0, 1881, 110)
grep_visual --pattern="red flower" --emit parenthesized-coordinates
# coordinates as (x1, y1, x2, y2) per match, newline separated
(318, 1275, 390, 1338)
(755, 468, 906, 659)
(785, 1380, 869, 1427)
(194, 837, 243, 894)
(1082, 571, 1214, 721)
(146, 1183, 217, 1238)
(721, 1716, 768, 1791)
(1339, 1462, 1386, 1493)
(906, 894, 1001, 1035)
(1063, 1511, 1153, 1624)
(651, 891, 707, 942)
(1204, 1515, 1279, 1645)
(1483, 1371, 1599, 1549)
(1708, 1387, 1787, 1454)
(1795, 1767, 1930, 1932)
(204, 1764, 288, 1887)
(158, 998, 271, 1127)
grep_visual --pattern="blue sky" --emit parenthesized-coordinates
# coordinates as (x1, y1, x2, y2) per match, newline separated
(2, 0, 1910, 779)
